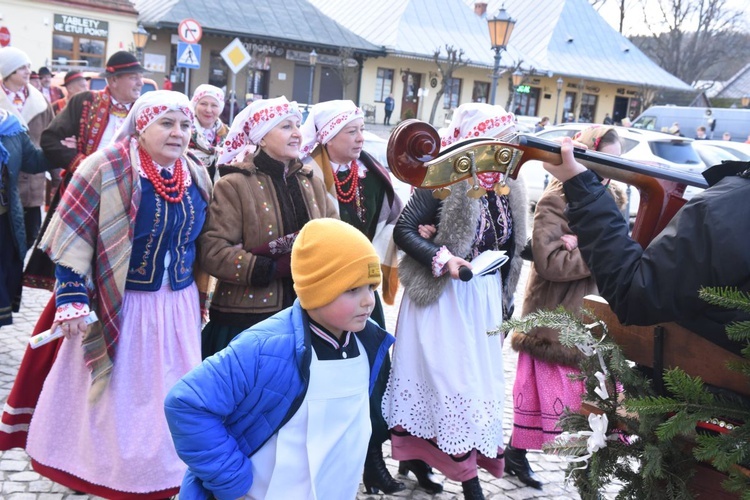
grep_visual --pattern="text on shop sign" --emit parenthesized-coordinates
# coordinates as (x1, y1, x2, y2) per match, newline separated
(53, 15, 109, 38)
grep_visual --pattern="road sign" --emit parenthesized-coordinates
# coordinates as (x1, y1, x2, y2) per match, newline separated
(178, 18, 202, 44)
(220, 38, 251, 74)
(176, 42, 201, 69)
(0, 27, 10, 47)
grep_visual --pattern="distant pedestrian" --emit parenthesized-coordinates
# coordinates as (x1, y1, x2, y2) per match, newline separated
(384, 93, 395, 125)
(723, 131, 732, 141)
(162, 76, 173, 90)
(695, 126, 707, 140)
(534, 116, 549, 132)
(514, 104, 522, 116)
(603, 113, 613, 125)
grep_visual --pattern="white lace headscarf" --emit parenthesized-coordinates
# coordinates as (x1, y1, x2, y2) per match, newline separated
(111, 90, 193, 144)
(439, 103, 516, 148)
(299, 100, 364, 158)
(439, 103, 517, 189)
(217, 96, 302, 165)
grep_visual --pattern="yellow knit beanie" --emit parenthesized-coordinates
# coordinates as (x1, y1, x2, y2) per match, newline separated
(292, 218, 381, 309)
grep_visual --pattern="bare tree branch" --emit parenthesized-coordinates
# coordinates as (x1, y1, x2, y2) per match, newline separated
(428, 45, 469, 125)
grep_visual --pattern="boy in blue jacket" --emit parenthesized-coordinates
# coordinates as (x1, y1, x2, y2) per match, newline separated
(165, 218, 395, 500)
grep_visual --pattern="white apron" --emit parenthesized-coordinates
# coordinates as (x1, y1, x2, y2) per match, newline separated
(247, 337, 371, 499)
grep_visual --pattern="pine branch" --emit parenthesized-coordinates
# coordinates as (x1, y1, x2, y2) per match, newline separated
(699, 287, 750, 314)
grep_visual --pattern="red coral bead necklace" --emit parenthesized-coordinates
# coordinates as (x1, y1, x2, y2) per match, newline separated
(334, 161, 359, 204)
(138, 147, 186, 203)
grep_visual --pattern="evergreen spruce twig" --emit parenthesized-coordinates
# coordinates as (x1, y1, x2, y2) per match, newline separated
(497, 287, 750, 499)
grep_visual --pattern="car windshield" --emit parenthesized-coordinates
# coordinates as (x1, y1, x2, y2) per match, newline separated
(649, 140, 703, 165)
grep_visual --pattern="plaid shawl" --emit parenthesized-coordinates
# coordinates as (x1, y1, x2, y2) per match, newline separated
(40, 138, 211, 400)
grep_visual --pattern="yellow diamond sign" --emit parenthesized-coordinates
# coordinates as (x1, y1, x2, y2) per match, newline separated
(220, 38, 251, 74)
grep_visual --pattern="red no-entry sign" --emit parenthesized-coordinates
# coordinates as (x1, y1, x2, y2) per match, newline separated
(0, 27, 11, 47)
(178, 19, 202, 44)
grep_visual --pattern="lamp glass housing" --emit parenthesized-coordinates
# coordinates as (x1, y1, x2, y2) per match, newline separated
(488, 8, 516, 49)
(557, 77, 564, 91)
(512, 69, 524, 88)
(309, 49, 318, 66)
(132, 24, 149, 50)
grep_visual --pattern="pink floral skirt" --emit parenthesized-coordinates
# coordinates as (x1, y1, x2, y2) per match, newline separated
(511, 351, 585, 450)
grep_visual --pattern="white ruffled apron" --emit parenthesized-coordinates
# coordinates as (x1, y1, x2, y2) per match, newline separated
(248, 336, 371, 499)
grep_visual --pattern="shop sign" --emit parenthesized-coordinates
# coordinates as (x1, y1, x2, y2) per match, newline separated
(53, 14, 109, 38)
(286, 49, 342, 66)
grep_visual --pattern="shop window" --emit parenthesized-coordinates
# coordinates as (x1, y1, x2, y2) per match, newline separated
(513, 86, 540, 116)
(580, 93, 598, 123)
(443, 78, 462, 109)
(472, 81, 489, 103)
(563, 91, 577, 121)
(52, 34, 105, 68)
(374, 68, 394, 102)
(247, 69, 269, 100)
(208, 50, 228, 91)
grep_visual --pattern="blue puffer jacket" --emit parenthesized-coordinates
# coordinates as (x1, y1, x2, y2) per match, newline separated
(1, 126, 52, 255)
(165, 300, 395, 500)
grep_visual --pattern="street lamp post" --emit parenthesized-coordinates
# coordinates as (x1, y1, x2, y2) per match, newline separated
(307, 49, 318, 112)
(554, 77, 563, 124)
(487, 8, 516, 106)
(132, 24, 149, 64)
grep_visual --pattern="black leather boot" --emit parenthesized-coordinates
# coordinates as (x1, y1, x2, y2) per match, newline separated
(504, 444, 543, 489)
(398, 459, 443, 493)
(461, 476, 485, 500)
(362, 444, 405, 494)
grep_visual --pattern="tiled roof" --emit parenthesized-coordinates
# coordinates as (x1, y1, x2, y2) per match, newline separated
(133, 0, 383, 54)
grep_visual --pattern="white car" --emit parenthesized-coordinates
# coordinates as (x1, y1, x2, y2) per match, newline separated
(696, 140, 750, 161)
(518, 124, 708, 219)
(692, 141, 742, 168)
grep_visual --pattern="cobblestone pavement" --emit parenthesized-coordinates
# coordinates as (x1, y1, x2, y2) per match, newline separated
(0, 130, 619, 498)
(0, 263, 625, 499)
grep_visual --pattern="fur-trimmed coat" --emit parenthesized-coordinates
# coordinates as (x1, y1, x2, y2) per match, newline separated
(511, 179, 626, 367)
(396, 176, 528, 313)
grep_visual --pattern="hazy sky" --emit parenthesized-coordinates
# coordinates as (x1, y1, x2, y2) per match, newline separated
(596, 0, 749, 36)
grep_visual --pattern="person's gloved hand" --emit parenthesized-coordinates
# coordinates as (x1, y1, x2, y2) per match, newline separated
(272, 253, 292, 279)
(250, 232, 299, 257)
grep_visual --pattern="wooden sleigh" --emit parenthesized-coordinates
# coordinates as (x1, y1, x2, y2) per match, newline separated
(387, 119, 747, 498)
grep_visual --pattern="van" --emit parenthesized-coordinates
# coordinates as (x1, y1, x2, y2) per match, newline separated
(632, 105, 750, 142)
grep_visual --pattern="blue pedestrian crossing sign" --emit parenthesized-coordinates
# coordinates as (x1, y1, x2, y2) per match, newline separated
(176, 42, 201, 69)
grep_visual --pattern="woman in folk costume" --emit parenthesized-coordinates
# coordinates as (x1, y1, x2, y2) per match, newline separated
(506, 125, 627, 490)
(21, 90, 212, 499)
(0, 109, 54, 326)
(382, 103, 528, 500)
(189, 84, 229, 183)
(299, 99, 404, 494)
(199, 96, 337, 358)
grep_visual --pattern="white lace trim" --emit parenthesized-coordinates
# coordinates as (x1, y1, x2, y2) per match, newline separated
(383, 376, 504, 457)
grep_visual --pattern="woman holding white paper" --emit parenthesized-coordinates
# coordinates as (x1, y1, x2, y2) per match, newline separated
(382, 103, 527, 500)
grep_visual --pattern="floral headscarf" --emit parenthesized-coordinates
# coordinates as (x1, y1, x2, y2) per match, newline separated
(217, 96, 302, 165)
(111, 90, 194, 144)
(572, 125, 617, 151)
(439, 103, 517, 188)
(439, 102, 516, 148)
(191, 84, 225, 116)
(299, 100, 364, 158)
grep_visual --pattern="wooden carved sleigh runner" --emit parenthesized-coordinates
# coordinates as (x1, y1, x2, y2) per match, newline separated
(387, 119, 748, 497)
